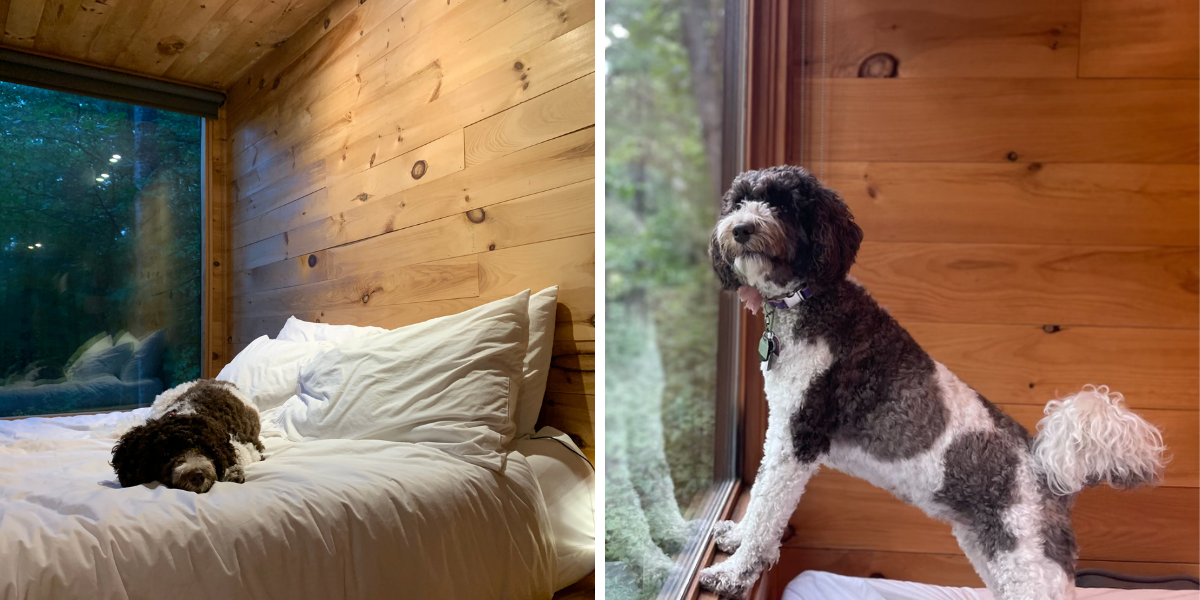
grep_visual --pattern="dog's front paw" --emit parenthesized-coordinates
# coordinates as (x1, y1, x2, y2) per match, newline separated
(222, 465, 245, 484)
(698, 560, 757, 599)
(711, 519, 742, 553)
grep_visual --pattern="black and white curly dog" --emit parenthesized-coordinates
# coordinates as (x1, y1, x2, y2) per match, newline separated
(698, 166, 1166, 600)
(112, 380, 265, 493)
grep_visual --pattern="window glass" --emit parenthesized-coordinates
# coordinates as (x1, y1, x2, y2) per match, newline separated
(605, 0, 735, 597)
(0, 82, 202, 417)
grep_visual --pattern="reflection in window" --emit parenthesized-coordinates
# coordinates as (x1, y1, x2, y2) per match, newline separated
(0, 82, 202, 417)
(605, 0, 730, 597)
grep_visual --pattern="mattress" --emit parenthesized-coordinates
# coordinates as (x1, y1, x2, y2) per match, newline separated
(783, 571, 1200, 600)
(0, 408, 556, 600)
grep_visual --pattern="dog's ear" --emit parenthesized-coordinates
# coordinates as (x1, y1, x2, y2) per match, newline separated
(111, 424, 156, 488)
(806, 186, 862, 284)
(709, 231, 741, 290)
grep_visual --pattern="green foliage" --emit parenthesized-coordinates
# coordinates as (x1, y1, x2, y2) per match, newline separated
(0, 82, 202, 414)
(605, 0, 726, 595)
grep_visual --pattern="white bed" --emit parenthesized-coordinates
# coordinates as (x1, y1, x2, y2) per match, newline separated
(0, 289, 596, 600)
(0, 408, 557, 600)
(783, 571, 1200, 600)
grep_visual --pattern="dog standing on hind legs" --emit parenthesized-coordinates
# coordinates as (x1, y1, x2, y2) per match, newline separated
(696, 165, 1166, 600)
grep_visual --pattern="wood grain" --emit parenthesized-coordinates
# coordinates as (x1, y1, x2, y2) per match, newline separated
(907, 322, 1199, 411)
(203, 111, 231, 376)
(232, 176, 594, 297)
(231, 233, 596, 344)
(1080, 0, 1199, 79)
(787, 470, 1199, 563)
(795, 78, 1199, 164)
(827, 162, 1199, 246)
(465, 72, 595, 166)
(804, 0, 1081, 78)
(853, 242, 1199, 329)
(2, 0, 327, 89)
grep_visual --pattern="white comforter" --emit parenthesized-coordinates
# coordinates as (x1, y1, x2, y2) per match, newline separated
(0, 409, 556, 600)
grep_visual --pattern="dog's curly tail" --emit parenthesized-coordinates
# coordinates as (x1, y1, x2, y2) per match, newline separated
(1031, 385, 1167, 496)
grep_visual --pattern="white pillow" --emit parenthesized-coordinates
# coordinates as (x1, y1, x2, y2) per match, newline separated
(216, 336, 334, 411)
(514, 426, 595, 591)
(67, 341, 133, 380)
(516, 287, 559, 437)
(276, 316, 387, 343)
(273, 290, 531, 471)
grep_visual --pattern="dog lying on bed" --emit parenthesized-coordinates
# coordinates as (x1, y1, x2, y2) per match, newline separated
(111, 380, 265, 493)
(699, 166, 1166, 600)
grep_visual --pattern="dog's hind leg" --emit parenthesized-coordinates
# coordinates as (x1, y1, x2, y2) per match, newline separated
(952, 524, 999, 591)
(985, 543, 1074, 600)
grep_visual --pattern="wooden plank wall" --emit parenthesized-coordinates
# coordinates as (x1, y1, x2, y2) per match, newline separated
(221, 0, 596, 459)
(766, 0, 1199, 594)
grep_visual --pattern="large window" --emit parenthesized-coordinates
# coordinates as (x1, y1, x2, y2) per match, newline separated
(0, 82, 202, 417)
(605, 0, 743, 597)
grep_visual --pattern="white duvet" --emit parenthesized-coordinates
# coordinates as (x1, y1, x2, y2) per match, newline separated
(0, 409, 556, 600)
(784, 572, 1200, 600)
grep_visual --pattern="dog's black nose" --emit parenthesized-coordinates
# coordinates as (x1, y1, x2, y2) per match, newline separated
(732, 222, 755, 244)
(185, 471, 208, 490)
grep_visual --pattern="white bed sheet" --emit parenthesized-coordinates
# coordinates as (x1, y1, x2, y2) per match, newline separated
(0, 409, 556, 600)
(784, 572, 1199, 600)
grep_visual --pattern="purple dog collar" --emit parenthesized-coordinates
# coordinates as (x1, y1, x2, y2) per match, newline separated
(766, 285, 812, 310)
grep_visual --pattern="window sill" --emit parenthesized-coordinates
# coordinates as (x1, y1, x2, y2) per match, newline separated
(687, 481, 771, 600)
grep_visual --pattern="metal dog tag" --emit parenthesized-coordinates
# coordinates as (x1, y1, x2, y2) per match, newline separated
(759, 332, 778, 370)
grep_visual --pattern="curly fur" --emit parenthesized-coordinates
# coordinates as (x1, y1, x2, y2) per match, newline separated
(699, 165, 1165, 600)
(111, 379, 264, 493)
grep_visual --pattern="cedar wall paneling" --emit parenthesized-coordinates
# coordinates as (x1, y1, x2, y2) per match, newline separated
(222, 0, 596, 460)
(762, 0, 1199, 594)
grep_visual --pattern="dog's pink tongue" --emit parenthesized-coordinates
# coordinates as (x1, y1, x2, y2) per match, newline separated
(738, 286, 764, 315)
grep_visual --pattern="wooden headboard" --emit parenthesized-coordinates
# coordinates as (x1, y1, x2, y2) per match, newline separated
(206, 0, 596, 460)
(739, 0, 1198, 594)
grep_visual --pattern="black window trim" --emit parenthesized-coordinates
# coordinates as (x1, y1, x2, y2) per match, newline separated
(0, 48, 224, 119)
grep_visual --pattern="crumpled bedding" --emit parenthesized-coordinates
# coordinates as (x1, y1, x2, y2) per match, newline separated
(783, 571, 1199, 600)
(0, 408, 556, 600)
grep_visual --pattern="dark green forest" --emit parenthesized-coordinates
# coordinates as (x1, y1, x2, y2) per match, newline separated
(0, 82, 202, 414)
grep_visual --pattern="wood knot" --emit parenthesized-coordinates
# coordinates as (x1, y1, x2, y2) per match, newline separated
(411, 160, 427, 179)
(1006, 151, 1019, 161)
(308, 254, 318, 267)
(857, 53, 898, 78)
(356, 192, 370, 202)
(361, 293, 370, 304)
(212, 352, 219, 360)
(513, 61, 524, 71)
(466, 208, 486, 223)
(156, 36, 187, 56)
(324, 18, 330, 29)
(1041, 324, 1061, 334)
(212, 261, 220, 267)
(1028, 382, 1036, 389)
(488, 243, 496, 251)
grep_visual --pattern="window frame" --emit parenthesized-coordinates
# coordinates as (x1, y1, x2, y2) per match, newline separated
(0, 64, 219, 416)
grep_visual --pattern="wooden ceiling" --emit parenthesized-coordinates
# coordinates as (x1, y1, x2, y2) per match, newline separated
(0, 0, 330, 90)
